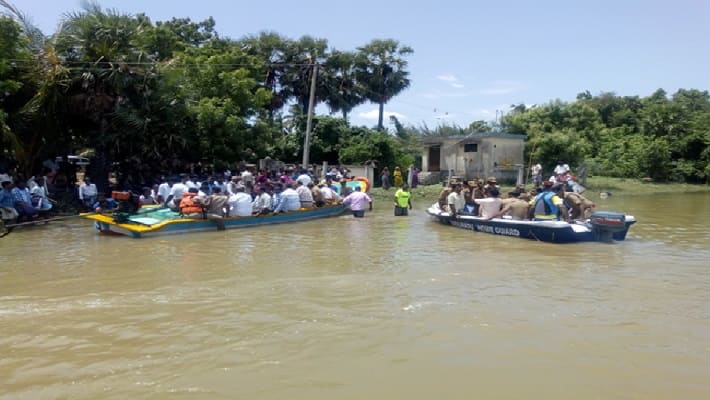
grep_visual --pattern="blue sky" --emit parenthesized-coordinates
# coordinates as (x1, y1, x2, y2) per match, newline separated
(14, 0, 710, 130)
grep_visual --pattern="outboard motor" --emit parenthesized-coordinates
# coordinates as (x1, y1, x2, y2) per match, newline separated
(589, 211, 626, 242)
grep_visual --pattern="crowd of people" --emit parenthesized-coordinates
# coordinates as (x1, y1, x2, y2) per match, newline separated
(1, 174, 56, 223)
(4, 158, 598, 227)
(439, 175, 595, 223)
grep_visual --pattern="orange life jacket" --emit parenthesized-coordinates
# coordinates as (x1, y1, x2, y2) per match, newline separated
(179, 192, 203, 214)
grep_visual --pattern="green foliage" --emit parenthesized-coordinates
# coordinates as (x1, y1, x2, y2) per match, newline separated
(502, 90, 710, 183)
(1, 1, 708, 187)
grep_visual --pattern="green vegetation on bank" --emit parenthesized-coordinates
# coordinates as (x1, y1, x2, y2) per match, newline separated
(1, 2, 709, 187)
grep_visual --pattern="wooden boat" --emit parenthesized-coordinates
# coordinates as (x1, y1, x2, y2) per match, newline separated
(84, 204, 347, 238)
(426, 203, 636, 243)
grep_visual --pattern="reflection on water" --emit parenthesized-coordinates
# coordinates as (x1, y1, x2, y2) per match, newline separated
(1, 193, 709, 399)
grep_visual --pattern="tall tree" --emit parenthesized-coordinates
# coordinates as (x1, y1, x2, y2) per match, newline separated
(355, 39, 413, 130)
(322, 50, 365, 119)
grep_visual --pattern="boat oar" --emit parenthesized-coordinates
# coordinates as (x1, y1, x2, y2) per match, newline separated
(1, 212, 95, 237)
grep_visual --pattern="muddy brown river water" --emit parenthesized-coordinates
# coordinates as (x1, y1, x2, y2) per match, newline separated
(1, 192, 709, 399)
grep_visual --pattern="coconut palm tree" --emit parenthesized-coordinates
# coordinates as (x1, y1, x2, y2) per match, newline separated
(355, 39, 413, 131)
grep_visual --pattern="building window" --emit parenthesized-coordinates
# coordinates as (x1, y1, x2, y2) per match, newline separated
(464, 143, 478, 152)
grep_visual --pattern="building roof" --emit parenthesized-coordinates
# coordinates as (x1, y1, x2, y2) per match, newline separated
(421, 132, 526, 144)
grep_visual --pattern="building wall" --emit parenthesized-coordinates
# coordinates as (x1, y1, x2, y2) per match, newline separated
(422, 135, 525, 183)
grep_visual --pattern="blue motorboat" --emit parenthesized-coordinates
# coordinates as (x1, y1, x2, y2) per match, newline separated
(426, 203, 636, 243)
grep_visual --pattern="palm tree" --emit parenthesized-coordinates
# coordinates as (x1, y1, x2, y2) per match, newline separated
(322, 50, 366, 119)
(355, 39, 413, 131)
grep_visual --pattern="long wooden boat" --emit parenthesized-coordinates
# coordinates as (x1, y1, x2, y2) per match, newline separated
(426, 203, 636, 243)
(84, 204, 347, 238)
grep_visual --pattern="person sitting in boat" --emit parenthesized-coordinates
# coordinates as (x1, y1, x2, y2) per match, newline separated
(30, 176, 53, 212)
(92, 192, 118, 213)
(318, 182, 339, 205)
(165, 174, 189, 211)
(179, 188, 204, 218)
(273, 183, 301, 213)
(0, 179, 20, 222)
(483, 177, 500, 197)
(437, 185, 452, 211)
(564, 190, 595, 220)
(447, 184, 465, 218)
(529, 182, 570, 222)
(296, 180, 314, 208)
(461, 181, 476, 215)
(296, 169, 312, 186)
(252, 186, 272, 215)
(12, 180, 40, 221)
(139, 187, 157, 206)
(339, 178, 353, 197)
(194, 187, 228, 218)
(488, 190, 529, 220)
(309, 182, 324, 207)
(227, 186, 252, 217)
(474, 188, 502, 219)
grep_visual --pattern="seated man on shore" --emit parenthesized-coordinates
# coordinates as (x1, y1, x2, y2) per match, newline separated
(78, 176, 98, 210)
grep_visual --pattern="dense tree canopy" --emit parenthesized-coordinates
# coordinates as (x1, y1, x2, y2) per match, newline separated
(0, 2, 708, 185)
(501, 90, 710, 182)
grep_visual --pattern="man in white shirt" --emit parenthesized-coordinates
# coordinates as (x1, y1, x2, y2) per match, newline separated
(531, 163, 542, 186)
(78, 176, 98, 209)
(165, 174, 188, 210)
(319, 183, 340, 204)
(157, 178, 171, 204)
(474, 188, 502, 219)
(273, 183, 301, 213)
(252, 186, 272, 214)
(240, 168, 254, 194)
(554, 161, 570, 176)
(295, 181, 313, 208)
(447, 184, 465, 217)
(228, 186, 253, 217)
(296, 169, 312, 186)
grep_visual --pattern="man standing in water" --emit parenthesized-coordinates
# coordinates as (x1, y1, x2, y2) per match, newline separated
(394, 183, 413, 216)
(341, 186, 372, 218)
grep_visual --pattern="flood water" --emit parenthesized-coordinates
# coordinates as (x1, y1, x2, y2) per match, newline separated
(1, 192, 709, 399)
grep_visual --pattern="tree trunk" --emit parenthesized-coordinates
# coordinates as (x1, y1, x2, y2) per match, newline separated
(377, 100, 385, 130)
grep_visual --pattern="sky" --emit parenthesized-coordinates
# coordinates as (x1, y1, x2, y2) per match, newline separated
(13, 0, 710, 130)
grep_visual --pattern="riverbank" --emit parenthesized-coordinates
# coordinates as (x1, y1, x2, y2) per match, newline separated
(369, 177, 710, 204)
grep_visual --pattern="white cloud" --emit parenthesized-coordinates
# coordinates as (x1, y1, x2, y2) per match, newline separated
(436, 74, 458, 82)
(479, 80, 527, 95)
(358, 109, 407, 120)
(450, 83, 464, 89)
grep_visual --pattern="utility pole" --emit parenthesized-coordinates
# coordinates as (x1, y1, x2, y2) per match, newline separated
(302, 62, 318, 169)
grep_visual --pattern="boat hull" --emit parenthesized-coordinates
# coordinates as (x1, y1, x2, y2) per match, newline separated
(426, 205, 635, 243)
(85, 205, 347, 238)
